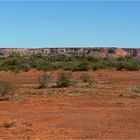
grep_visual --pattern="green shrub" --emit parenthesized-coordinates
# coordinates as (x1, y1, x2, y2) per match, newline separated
(0, 56, 24, 74)
(10, 66, 21, 75)
(0, 55, 139, 72)
(72, 61, 89, 71)
(91, 63, 100, 71)
(56, 72, 72, 87)
(63, 62, 75, 70)
(3, 57, 22, 66)
(21, 64, 31, 72)
(0, 82, 16, 100)
(37, 62, 52, 72)
(132, 86, 140, 93)
(116, 62, 139, 71)
(51, 62, 63, 70)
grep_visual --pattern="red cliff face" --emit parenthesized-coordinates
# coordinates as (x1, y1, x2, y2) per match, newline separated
(133, 49, 140, 57)
(106, 48, 130, 58)
(0, 48, 140, 57)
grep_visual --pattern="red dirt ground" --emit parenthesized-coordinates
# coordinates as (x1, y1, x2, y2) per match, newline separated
(0, 70, 140, 140)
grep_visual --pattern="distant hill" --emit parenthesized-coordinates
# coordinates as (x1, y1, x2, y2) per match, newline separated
(0, 48, 140, 57)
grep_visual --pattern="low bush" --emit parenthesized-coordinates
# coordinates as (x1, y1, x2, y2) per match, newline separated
(72, 61, 89, 71)
(21, 64, 31, 72)
(0, 82, 16, 100)
(56, 72, 72, 87)
(132, 86, 140, 93)
(3, 120, 17, 128)
(116, 62, 139, 71)
(37, 62, 52, 72)
(80, 73, 91, 83)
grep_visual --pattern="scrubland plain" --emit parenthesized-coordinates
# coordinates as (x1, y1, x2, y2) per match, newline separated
(0, 70, 140, 139)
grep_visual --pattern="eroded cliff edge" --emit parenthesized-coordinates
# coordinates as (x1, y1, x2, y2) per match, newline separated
(0, 48, 140, 57)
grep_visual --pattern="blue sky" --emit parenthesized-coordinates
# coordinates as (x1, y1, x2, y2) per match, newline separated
(0, 1, 140, 48)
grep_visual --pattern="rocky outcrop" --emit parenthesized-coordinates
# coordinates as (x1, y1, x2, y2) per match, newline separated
(0, 48, 140, 58)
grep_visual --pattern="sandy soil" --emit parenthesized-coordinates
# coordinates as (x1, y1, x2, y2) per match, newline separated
(0, 70, 140, 140)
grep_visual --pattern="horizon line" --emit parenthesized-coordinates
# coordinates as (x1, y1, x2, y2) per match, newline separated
(0, 46, 140, 49)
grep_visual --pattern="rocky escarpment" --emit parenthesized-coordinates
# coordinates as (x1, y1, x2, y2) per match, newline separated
(0, 48, 140, 57)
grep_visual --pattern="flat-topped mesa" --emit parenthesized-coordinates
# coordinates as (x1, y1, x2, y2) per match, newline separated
(0, 48, 27, 57)
(0, 48, 140, 57)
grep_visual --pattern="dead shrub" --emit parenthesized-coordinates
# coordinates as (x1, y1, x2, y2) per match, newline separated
(38, 72, 52, 88)
(0, 82, 16, 101)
